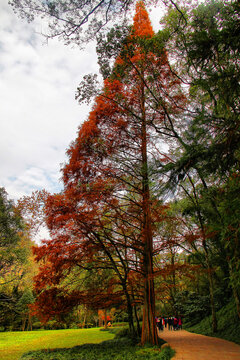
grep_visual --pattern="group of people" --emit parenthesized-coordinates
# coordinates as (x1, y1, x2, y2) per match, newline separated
(156, 316, 182, 332)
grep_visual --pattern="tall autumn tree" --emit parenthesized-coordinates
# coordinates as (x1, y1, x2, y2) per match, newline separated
(33, 1, 185, 345)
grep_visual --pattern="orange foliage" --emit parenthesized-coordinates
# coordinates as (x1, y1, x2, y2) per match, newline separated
(132, 1, 154, 38)
(31, 2, 186, 340)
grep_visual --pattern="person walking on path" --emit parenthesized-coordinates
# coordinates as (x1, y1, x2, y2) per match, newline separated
(156, 316, 163, 336)
(178, 317, 182, 330)
(162, 317, 165, 330)
(173, 317, 178, 331)
(168, 317, 173, 331)
(160, 328, 240, 360)
(164, 317, 168, 329)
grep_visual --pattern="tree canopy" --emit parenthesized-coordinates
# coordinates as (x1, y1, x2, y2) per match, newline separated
(9, 0, 137, 45)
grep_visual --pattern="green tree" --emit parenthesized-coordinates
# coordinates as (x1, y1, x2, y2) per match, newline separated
(0, 187, 26, 280)
(0, 188, 37, 331)
(158, 0, 240, 326)
(17, 289, 35, 331)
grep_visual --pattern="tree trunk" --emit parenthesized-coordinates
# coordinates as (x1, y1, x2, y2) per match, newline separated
(132, 289, 141, 337)
(140, 81, 158, 345)
(229, 262, 240, 319)
(141, 258, 158, 345)
(202, 240, 218, 333)
(170, 248, 177, 312)
(124, 287, 136, 336)
(27, 313, 32, 331)
(232, 286, 240, 319)
(130, 285, 141, 337)
(22, 314, 27, 331)
(134, 304, 141, 337)
(188, 175, 218, 333)
(104, 309, 107, 329)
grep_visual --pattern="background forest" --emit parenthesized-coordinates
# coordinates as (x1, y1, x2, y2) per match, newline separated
(1, 0, 239, 346)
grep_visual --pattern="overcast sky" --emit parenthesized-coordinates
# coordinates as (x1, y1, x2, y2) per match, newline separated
(0, 0, 164, 205)
(0, 0, 99, 202)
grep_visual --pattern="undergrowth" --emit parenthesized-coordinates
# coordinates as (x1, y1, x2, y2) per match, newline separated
(20, 337, 175, 360)
(185, 299, 240, 345)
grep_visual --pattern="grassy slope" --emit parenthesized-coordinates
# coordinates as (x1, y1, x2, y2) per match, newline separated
(185, 299, 240, 345)
(0, 328, 114, 360)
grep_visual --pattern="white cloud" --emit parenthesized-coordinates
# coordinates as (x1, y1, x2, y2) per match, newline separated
(0, 0, 165, 244)
(0, 0, 97, 202)
(0, 0, 165, 200)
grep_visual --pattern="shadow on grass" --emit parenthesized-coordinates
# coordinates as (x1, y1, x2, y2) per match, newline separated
(20, 337, 175, 360)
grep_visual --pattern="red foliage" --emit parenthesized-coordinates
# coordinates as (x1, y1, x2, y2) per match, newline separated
(32, 2, 186, 344)
(132, 1, 154, 38)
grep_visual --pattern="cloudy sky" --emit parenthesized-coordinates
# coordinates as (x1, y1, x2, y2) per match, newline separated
(0, 0, 100, 202)
(0, 0, 164, 205)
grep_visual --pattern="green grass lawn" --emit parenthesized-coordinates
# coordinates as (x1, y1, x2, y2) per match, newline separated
(0, 328, 115, 360)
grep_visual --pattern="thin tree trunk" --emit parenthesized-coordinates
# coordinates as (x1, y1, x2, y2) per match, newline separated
(129, 285, 140, 337)
(83, 305, 87, 328)
(124, 287, 136, 336)
(131, 287, 141, 337)
(134, 304, 141, 337)
(187, 174, 218, 333)
(170, 248, 177, 312)
(229, 263, 240, 319)
(27, 313, 32, 331)
(22, 314, 27, 331)
(202, 239, 218, 333)
(104, 309, 107, 329)
(233, 287, 240, 319)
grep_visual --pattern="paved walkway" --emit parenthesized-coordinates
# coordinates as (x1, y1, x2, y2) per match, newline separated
(159, 329, 240, 360)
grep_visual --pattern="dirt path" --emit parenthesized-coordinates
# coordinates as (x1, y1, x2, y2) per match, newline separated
(159, 328, 240, 360)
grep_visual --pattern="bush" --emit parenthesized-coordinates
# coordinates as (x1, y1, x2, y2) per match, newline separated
(20, 338, 174, 360)
(136, 345, 175, 360)
(68, 323, 79, 329)
(111, 322, 128, 327)
(32, 321, 44, 330)
(112, 326, 130, 338)
(175, 291, 211, 326)
(44, 320, 66, 330)
(185, 298, 240, 345)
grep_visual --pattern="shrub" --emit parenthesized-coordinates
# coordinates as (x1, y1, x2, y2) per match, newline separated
(113, 326, 130, 338)
(20, 338, 174, 360)
(185, 298, 240, 345)
(44, 320, 65, 330)
(32, 321, 44, 330)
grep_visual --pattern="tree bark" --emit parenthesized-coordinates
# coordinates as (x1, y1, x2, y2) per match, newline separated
(202, 238, 218, 333)
(104, 309, 107, 329)
(187, 174, 218, 333)
(22, 314, 27, 331)
(140, 81, 158, 345)
(229, 262, 240, 319)
(124, 287, 136, 337)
